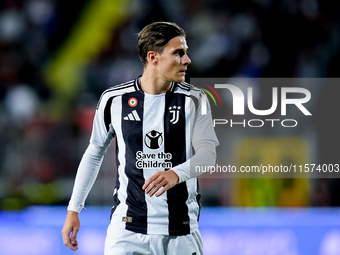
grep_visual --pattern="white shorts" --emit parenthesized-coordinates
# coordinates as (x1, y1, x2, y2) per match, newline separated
(104, 216, 203, 255)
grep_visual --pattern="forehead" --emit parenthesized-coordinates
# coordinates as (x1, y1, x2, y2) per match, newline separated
(164, 36, 188, 51)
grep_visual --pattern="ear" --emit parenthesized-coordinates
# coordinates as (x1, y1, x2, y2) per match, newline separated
(146, 51, 158, 65)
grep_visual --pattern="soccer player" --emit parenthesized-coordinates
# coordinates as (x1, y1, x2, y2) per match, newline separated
(62, 21, 218, 255)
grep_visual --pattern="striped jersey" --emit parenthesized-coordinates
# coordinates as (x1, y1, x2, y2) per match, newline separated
(86, 77, 218, 235)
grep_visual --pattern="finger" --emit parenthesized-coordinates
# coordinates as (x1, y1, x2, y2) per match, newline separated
(70, 228, 79, 249)
(70, 239, 78, 251)
(142, 173, 158, 190)
(145, 182, 158, 195)
(144, 174, 163, 193)
(62, 231, 76, 251)
(66, 238, 78, 251)
(145, 175, 166, 194)
(155, 184, 170, 197)
(62, 226, 71, 245)
(149, 180, 167, 197)
(146, 183, 159, 196)
(71, 227, 79, 241)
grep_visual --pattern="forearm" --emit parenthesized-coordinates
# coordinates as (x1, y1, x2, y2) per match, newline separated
(67, 143, 107, 213)
(172, 140, 217, 183)
(171, 90, 219, 183)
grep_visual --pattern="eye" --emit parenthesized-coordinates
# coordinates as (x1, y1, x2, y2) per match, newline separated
(175, 50, 186, 57)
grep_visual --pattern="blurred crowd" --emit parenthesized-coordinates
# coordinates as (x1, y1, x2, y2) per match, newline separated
(0, 0, 340, 210)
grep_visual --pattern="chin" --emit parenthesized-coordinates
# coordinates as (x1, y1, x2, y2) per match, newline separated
(168, 74, 185, 83)
(176, 76, 186, 83)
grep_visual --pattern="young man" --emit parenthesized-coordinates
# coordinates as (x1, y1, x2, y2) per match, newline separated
(62, 21, 218, 255)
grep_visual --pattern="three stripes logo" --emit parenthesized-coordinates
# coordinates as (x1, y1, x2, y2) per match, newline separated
(124, 110, 141, 121)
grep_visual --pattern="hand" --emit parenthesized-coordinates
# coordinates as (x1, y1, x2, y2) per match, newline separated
(62, 211, 80, 251)
(142, 170, 179, 197)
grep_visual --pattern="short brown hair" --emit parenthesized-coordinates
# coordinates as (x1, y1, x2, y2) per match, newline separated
(137, 21, 186, 65)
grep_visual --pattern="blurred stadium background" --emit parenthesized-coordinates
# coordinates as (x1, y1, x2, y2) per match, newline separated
(0, 0, 340, 254)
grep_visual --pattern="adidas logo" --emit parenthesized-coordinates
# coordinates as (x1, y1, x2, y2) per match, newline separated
(124, 110, 141, 121)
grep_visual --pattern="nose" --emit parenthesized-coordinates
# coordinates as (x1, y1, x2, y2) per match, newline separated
(182, 53, 191, 65)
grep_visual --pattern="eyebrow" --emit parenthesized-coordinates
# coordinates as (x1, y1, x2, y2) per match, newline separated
(173, 47, 189, 54)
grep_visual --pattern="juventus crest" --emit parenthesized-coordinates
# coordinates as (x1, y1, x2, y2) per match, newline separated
(169, 106, 181, 124)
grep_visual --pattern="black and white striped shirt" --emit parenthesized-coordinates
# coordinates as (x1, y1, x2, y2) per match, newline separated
(68, 77, 218, 235)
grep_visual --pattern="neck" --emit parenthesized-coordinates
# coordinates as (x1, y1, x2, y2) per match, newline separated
(140, 68, 172, 95)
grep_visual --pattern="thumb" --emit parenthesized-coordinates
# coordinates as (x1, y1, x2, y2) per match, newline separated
(70, 227, 79, 244)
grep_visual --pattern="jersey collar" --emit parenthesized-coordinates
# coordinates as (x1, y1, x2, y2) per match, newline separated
(136, 76, 176, 94)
